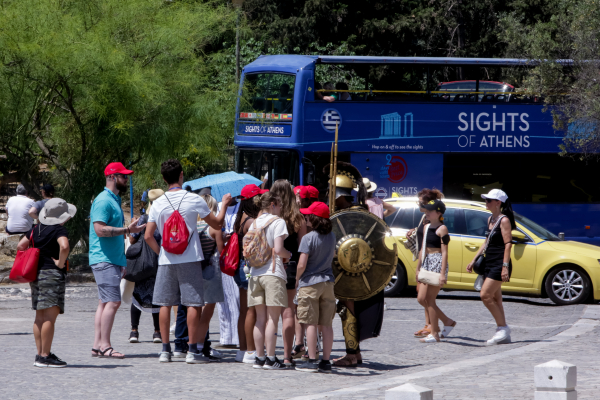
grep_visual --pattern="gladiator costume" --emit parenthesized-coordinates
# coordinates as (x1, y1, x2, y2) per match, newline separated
(325, 162, 397, 358)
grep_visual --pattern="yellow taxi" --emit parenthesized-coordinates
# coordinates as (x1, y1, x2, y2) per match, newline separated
(383, 197, 600, 305)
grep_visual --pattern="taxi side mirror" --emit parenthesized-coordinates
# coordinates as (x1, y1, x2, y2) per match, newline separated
(512, 230, 528, 243)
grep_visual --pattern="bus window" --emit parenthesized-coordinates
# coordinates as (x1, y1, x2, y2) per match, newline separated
(237, 149, 299, 188)
(240, 73, 295, 115)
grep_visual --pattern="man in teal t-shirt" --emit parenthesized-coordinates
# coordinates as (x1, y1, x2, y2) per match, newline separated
(89, 162, 145, 359)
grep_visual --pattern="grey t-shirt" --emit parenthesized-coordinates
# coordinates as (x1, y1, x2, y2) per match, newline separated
(33, 199, 50, 213)
(297, 231, 336, 289)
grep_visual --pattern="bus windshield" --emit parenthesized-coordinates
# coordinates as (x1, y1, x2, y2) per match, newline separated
(240, 73, 295, 116)
(237, 148, 299, 188)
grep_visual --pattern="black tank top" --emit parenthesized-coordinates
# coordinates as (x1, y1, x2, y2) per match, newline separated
(284, 229, 300, 263)
(417, 224, 443, 248)
(237, 217, 253, 260)
(485, 218, 507, 249)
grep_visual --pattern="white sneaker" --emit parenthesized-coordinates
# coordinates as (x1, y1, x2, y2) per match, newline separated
(486, 326, 511, 345)
(169, 323, 176, 334)
(172, 350, 187, 359)
(243, 351, 257, 364)
(210, 349, 223, 359)
(159, 352, 172, 363)
(186, 352, 210, 364)
(235, 350, 245, 363)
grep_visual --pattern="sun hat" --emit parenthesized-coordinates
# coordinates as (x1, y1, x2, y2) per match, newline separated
(299, 201, 329, 219)
(147, 189, 164, 202)
(198, 187, 211, 196)
(481, 189, 508, 203)
(104, 162, 134, 176)
(39, 198, 77, 226)
(360, 178, 377, 193)
(305, 185, 319, 199)
(421, 199, 446, 214)
(241, 184, 268, 200)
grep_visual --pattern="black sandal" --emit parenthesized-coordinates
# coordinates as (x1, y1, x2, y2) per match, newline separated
(91, 348, 101, 357)
(99, 347, 125, 359)
(291, 344, 305, 359)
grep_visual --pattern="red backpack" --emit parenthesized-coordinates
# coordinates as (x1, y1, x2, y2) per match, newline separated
(162, 192, 192, 255)
(220, 232, 239, 276)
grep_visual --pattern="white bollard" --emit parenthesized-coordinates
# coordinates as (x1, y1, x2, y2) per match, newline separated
(534, 360, 577, 400)
(385, 383, 433, 400)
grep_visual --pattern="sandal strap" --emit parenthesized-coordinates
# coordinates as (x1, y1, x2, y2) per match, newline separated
(102, 347, 114, 355)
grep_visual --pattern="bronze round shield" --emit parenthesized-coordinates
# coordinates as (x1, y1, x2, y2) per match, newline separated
(331, 207, 397, 301)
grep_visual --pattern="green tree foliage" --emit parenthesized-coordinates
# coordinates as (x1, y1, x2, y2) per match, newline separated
(0, 0, 236, 245)
(500, 0, 600, 157)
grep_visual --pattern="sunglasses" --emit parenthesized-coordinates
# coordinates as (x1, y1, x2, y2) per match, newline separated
(484, 198, 496, 203)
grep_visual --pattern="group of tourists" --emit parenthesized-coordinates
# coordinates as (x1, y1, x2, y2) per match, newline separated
(16, 157, 517, 371)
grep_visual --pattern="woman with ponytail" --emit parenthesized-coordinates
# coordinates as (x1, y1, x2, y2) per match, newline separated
(467, 189, 516, 345)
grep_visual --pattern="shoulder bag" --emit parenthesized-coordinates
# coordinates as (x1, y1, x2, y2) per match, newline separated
(10, 229, 40, 283)
(472, 216, 505, 276)
(125, 231, 159, 282)
(417, 224, 441, 286)
(404, 214, 426, 261)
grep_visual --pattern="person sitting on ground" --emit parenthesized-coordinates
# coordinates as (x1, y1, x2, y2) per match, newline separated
(362, 178, 395, 219)
(6, 184, 35, 235)
(17, 198, 77, 368)
(294, 202, 336, 374)
(335, 82, 352, 101)
(127, 189, 164, 345)
(29, 184, 55, 220)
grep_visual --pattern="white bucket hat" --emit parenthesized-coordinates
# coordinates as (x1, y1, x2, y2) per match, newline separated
(361, 177, 377, 193)
(481, 189, 508, 203)
(39, 198, 77, 225)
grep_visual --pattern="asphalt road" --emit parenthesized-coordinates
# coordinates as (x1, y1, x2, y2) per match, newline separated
(0, 283, 596, 399)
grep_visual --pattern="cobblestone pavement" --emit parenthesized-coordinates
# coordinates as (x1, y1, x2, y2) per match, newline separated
(0, 283, 596, 399)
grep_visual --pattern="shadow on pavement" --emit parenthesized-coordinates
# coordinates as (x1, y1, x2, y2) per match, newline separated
(436, 294, 558, 307)
(0, 332, 32, 335)
(68, 365, 134, 368)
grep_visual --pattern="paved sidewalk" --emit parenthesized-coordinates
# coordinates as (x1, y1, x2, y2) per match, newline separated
(0, 283, 594, 399)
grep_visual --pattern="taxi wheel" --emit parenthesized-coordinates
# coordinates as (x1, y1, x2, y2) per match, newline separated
(384, 261, 406, 297)
(545, 265, 591, 306)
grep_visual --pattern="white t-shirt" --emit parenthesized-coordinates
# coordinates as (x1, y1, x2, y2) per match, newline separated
(248, 213, 289, 281)
(218, 202, 239, 234)
(148, 190, 210, 265)
(6, 195, 35, 233)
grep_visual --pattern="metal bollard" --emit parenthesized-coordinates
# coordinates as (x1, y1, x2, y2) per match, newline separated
(385, 383, 433, 400)
(534, 360, 577, 400)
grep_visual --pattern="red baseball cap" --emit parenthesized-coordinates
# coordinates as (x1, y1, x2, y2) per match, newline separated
(300, 201, 329, 219)
(104, 162, 134, 176)
(306, 185, 319, 199)
(297, 186, 310, 199)
(293, 186, 304, 196)
(241, 184, 268, 200)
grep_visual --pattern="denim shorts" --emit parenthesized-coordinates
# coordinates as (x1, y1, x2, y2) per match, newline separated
(233, 261, 249, 290)
(91, 262, 122, 303)
(153, 262, 205, 307)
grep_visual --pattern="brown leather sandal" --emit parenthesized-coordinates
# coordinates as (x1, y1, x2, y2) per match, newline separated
(332, 354, 357, 367)
(414, 325, 430, 338)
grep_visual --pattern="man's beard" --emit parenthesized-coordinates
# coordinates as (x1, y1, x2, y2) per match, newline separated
(116, 182, 128, 193)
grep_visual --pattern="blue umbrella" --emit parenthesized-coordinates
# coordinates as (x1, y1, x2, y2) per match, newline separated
(183, 171, 263, 202)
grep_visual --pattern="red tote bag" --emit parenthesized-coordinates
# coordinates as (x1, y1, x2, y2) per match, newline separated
(9, 230, 40, 283)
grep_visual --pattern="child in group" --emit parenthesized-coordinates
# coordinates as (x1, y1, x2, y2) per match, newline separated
(294, 202, 336, 373)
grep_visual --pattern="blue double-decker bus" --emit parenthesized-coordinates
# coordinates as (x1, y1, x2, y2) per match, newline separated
(233, 55, 600, 244)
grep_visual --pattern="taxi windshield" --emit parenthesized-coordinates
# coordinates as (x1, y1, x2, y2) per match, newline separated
(514, 212, 560, 241)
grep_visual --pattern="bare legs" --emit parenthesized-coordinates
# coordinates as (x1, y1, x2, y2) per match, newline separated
(93, 300, 122, 355)
(33, 306, 60, 357)
(305, 324, 333, 360)
(480, 279, 506, 327)
(245, 306, 256, 352)
(160, 305, 203, 346)
(416, 282, 431, 331)
(417, 284, 453, 341)
(237, 288, 248, 351)
(254, 304, 282, 357)
(281, 289, 296, 362)
(198, 303, 216, 348)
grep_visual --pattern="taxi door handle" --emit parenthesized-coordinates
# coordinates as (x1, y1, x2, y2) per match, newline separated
(464, 243, 480, 249)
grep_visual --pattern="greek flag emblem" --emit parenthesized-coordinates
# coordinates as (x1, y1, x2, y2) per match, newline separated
(321, 109, 342, 132)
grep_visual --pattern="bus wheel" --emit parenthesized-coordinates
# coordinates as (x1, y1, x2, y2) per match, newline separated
(545, 265, 591, 305)
(384, 261, 406, 297)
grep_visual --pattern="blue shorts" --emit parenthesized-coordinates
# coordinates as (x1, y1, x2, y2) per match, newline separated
(233, 261, 248, 290)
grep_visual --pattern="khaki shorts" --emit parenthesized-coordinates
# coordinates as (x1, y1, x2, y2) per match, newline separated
(297, 281, 336, 326)
(248, 275, 288, 307)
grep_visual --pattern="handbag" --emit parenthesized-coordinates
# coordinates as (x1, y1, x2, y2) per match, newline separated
(417, 224, 441, 286)
(472, 216, 505, 276)
(124, 231, 158, 282)
(9, 229, 40, 283)
(404, 214, 425, 261)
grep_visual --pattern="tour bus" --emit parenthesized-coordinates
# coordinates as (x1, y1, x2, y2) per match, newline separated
(233, 55, 600, 245)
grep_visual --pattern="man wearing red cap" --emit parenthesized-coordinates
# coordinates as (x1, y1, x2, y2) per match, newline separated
(89, 162, 146, 359)
(296, 185, 319, 209)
